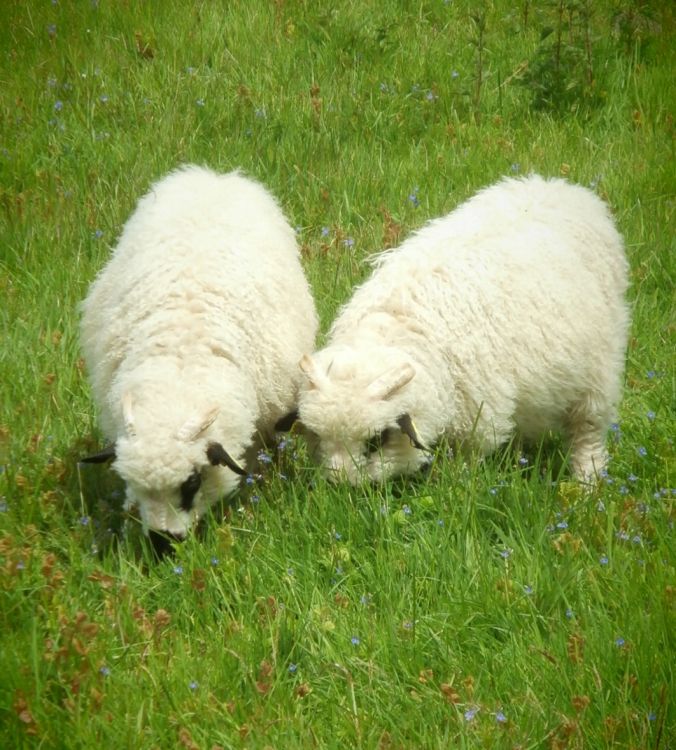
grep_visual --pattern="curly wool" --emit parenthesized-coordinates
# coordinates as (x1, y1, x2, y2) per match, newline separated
(297, 174, 630, 484)
(81, 165, 318, 534)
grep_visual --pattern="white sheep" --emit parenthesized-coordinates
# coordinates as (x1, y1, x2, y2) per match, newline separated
(286, 174, 629, 484)
(80, 165, 318, 538)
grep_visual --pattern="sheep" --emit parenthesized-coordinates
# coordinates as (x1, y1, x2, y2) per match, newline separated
(80, 165, 318, 538)
(282, 174, 629, 485)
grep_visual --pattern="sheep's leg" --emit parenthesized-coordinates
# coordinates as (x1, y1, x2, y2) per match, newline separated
(566, 398, 610, 482)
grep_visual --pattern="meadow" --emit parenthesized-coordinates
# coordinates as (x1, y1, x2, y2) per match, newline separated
(0, 1, 674, 748)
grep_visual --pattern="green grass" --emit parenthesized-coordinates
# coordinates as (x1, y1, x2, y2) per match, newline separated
(1, 1, 674, 748)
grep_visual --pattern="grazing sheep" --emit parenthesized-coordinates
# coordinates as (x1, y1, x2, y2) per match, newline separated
(80, 165, 318, 537)
(284, 175, 629, 484)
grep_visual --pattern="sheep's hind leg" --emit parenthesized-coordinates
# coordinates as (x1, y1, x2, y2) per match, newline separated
(566, 404, 609, 484)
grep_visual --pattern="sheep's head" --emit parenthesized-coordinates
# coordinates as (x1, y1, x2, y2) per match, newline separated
(81, 398, 247, 541)
(290, 345, 430, 484)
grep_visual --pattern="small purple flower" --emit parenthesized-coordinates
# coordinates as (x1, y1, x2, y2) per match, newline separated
(403, 620, 414, 630)
(648, 711, 656, 721)
(173, 565, 183, 575)
(379, 82, 389, 93)
(286, 567, 295, 576)
(54, 100, 63, 111)
(343, 237, 355, 248)
(637, 446, 647, 457)
(408, 190, 420, 207)
(245, 474, 255, 485)
(499, 549, 512, 559)
(523, 585, 533, 595)
(464, 706, 479, 721)
(80, 516, 90, 526)
(556, 520, 569, 530)
(255, 107, 266, 119)
(646, 370, 655, 379)
(16, 560, 26, 571)
(47, 24, 57, 37)
(360, 594, 371, 606)
(518, 455, 528, 466)
(186, 66, 196, 75)
(47, 76, 57, 88)
(451, 70, 459, 79)
(257, 450, 272, 464)
(495, 710, 507, 723)
(93, 229, 104, 239)
(619, 485, 629, 495)
(425, 90, 437, 101)
(99, 666, 111, 677)
(511, 163, 521, 173)
(615, 637, 625, 648)
(210, 557, 219, 566)
(351, 635, 360, 646)
(628, 473, 638, 483)
(99, 95, 109, 104)
(599, 555, 609, 566)
(195, 98, 205, 107)
(321, 226, 330, 237)
(0, 500, 8, 512)
(288, 663, 297, 673)
(437, 518, 444, 526)
(402, 504, 412, 515)
(565, 608, 574, 619)
(189, 680, 199, 690)
(646, 410, 656, 420)
(333, 531, 342, 540)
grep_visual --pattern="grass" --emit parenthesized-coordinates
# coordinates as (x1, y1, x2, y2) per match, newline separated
(1, 1, 674, 748)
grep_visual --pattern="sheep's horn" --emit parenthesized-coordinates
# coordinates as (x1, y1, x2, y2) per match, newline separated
(396, 414, 427, 451)
(206, 442, 247, 476)
(80, 444, 116, 464)
(275, 410, 299, 432)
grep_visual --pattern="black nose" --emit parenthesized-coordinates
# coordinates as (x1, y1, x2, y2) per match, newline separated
(148, 529, 185, 558)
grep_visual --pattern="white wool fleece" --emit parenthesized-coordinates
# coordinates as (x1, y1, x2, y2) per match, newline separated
(297, 175, 630, 484)
(81, 165, 318, 535)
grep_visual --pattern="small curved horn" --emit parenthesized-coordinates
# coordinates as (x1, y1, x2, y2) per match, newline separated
(396, 414, 427, 451)
(80, 444, 116, 464)
(206, 442, 247, 476)
(177, 407, 220, 442)
(275, 410, 299, 432)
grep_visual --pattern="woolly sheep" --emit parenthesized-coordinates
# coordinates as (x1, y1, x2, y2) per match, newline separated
(80, 165, 318, 538)
(285, 175, 629, 484)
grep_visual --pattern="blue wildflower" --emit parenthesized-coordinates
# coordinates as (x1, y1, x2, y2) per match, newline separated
(99, 666, 111, 677)
(351, 636, 360, 646)
(495, 710, 507, 723)
(556, 520, 569, 530)
(499, 549, 512, 559)
(343, 237, 355, 248)
(511, 163, 521, 173)
(523, 585, 533, 595)
(464, 706, 479, 721)
(565, 608, 574, 619)
(288, 663, 298, 673)
(646, 410, 656, 420)
(402, 504, 412, 515)
(189, 680, 199, 690)
(599, 555, 609, 566)
(628, 473, 638, 483)
(195, 98, 205, 107)
(54, 100, 63, 111)
(173, 565, 183, 575)
(451, 70, 459, 79)
(637, 446, 647, 457)
(614, 637, 625, 647)
(321, 226, 330, 237)
(210, 557, 219, 566)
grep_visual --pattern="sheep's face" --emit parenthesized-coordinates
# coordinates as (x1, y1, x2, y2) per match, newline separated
(82, 402, 246, 539)
(297, 346, 429, 484)
(115, 437, 244, 538)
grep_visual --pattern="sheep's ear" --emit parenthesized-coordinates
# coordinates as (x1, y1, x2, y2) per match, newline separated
(300, 353, 332, 391)
(206, 442, 247, 476)
(122, 392, 135, 436)
(80, 444, 116, 464)
(275, 409, 299, 432)
(396, 414, 427, 451)
(177, 407, 220, 442)
(367, 363, 415, 401)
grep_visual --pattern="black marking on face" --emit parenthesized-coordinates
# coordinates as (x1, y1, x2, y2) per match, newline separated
(365, 428, 390, 456)
(148, 529, 184, 559)
(180, 470, 202, 512)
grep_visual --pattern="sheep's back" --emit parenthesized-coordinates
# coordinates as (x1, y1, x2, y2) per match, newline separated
(81, 166, 317, 434)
